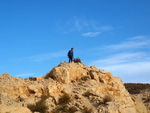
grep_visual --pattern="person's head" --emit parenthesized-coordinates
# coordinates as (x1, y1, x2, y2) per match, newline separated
(71, 48, 73, 51)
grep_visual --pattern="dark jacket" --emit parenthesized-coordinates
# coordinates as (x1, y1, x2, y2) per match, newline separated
(68, 50, 73, 57)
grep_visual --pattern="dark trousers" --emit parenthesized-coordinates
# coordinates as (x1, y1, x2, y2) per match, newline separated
(69, 56, 73, 63)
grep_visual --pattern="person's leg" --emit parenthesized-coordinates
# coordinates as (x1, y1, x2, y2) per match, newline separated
(70, 56, 73, 62)
(69, 56, 72, 63)
(69, 57, 71, 63)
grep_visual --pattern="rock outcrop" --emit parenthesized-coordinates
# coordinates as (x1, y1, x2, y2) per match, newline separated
(0, 62, 148, 113)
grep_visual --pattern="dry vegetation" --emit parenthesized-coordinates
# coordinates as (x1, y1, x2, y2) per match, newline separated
(27, 95, 49, 113)
(56, 105, 77, 113)
(124, 83, 150, 112)
(102, 95, 112, 105)
(74, 58, 81, 63)
(58, 92, 72, 105)
(124, 83, 150, 94)
(55, 92, 78, 113)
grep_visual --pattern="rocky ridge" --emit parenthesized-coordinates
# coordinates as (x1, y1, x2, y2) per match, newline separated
(0, 62, 148, 113)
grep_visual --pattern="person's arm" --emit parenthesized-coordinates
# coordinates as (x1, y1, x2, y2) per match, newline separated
(68, 51, 70, 58)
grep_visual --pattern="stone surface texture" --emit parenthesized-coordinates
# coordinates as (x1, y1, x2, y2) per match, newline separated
(0, 62, 148, 113)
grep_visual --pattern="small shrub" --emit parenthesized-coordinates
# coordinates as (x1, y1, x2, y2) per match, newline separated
(27, 95, 48, 113)
(27, 103, 36, 112)
(74, 58, 81, 63)
(56, 105, 77, 113)
(56, 92, 77, 113)
(41, 94, 49, 101)
(58, 92, 71, 105)
(28, 77, 36, 81)
(82, 107, 93, 113)
(102, 95, 112, 105)
(83, 91, 91, 97)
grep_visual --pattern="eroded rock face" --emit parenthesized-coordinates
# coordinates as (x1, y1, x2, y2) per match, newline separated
(44, 62, 88, 84)
(0, 62, 147, 113)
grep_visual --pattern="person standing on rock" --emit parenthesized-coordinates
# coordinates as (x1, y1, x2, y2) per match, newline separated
(68, 48, 74, 63)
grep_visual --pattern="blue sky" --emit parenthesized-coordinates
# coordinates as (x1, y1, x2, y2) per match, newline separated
(0, 0, 150, 83)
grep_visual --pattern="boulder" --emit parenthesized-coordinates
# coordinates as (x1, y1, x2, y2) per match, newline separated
(2, 72, 10, 77)
(90, 71, 99, 81)
(44, 62, 87, 84)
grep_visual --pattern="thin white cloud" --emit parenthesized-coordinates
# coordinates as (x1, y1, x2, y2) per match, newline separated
(92, 52, 147, 66)
(14, 50, 67, 62)
(88, 35, 150, 83)
(56, 16, 114, 35)
(107, 41, 149, 50)
(101, 62, 150, 83)
(73, 17, 83, 31)
(102, 61, 150, 76)
(89, 51, 150, 83)
(128, 36, 146, 40)
(28, 50, 67, 62)
(82, 32, 101, 37)
(106, 36, 150, 50)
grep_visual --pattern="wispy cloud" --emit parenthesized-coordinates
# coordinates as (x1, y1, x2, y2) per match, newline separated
(15, 50, 67, 63)
(73, 17, 85, 31)
(89, 35, 150, 83)
(129, 36, 146, 40)
(82, 32, 101, 37)
(106, 36, 150, 50)
(102, 61, 150, 75)
(56, 16, 114, 35)
(92, 52, 148, 66)
(102, 61, 150, 83)
(28, 50, 67, 62)
(90, 52, 150, 83)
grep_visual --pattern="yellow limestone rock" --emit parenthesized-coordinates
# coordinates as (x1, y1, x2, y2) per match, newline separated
(0, 63, 147, 113)
(0, 105, 32, 113)
(44, 62, 87, 84)
(2, 72, 10, 77)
